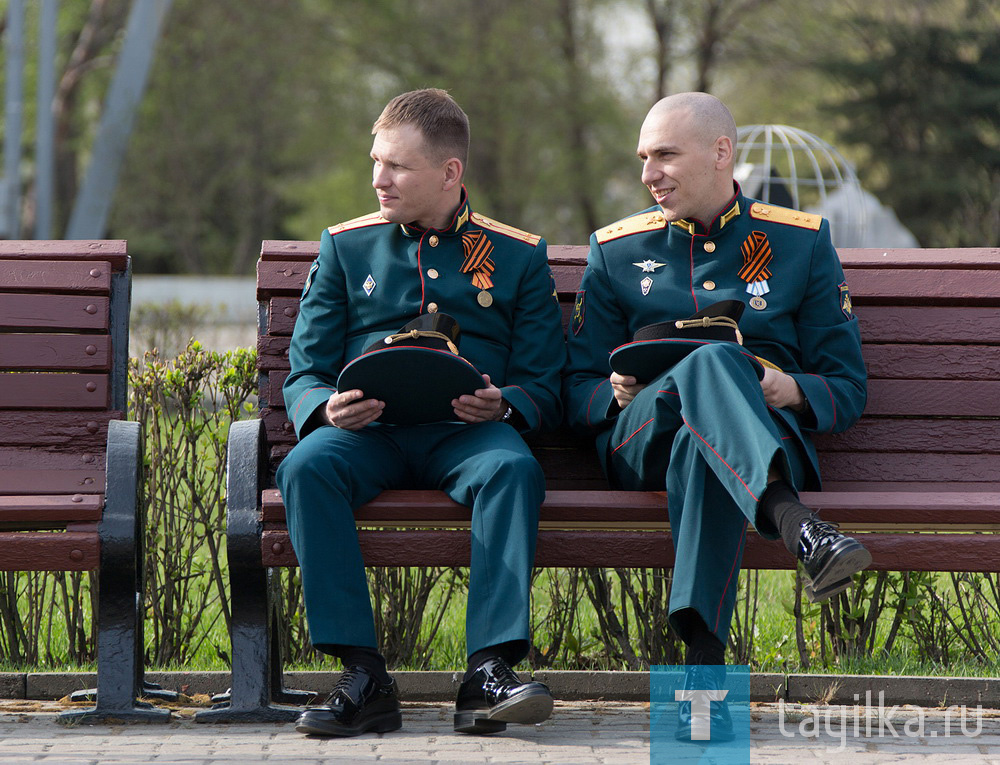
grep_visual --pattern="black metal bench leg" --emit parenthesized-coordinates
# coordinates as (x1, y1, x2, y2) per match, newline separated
(196, 420, 315, 723)
(60, 420, 170, 724)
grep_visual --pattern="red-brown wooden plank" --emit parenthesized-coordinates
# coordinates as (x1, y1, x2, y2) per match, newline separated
(0, 372, 109, 409)
(258, 336, 290, 371)
(818, 452, 1000, 484)
(260, 488, 1000, 527)
(0, 411, 119, 449)
(0, 240, 127, 271)
(843, 269, 1000, 304)
(270, 373, 1000, 414)
(257, 260, 313, 298)
(0, 260, 112, 293)
(0, 294, 109, 330)
(267, 298, 300, 335)
(0, 494, 103, 524)
(548, 247, 1000, 271)
(0, 469, 105, 495)
(854, 306, 1000, 344)
(0, 530, 100, 571)
(838, 248, 1000, 268)
(260, 240, 319, 262)
(260, 528, 1000, 572)
(866, 379, 1000, 416)
(814, 419, 1000, 454)
(1, 449, 106, 495)
(863, 344, 1000, 380)
(0, 333, 111, 370)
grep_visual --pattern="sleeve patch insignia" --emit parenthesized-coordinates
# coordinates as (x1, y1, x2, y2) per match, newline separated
(303, 260, 319, 297)
(839, 281, 853, 318)
(572, 290, 586, 335)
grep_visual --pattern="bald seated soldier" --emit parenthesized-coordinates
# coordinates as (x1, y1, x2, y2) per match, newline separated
(278, 89, 564, 738)
(563, 92, 870, 740)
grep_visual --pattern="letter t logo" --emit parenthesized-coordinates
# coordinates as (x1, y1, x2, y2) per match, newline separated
(676, 689, 730, 740)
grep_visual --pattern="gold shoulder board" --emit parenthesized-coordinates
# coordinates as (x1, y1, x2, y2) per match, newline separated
(748, 202, 822, 231)
(470, 212, 542, 246)
(596, 211, 667, 244)
(327, 212, 391, 236)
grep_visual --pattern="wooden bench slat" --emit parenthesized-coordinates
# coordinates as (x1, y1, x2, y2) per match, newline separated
(866, 379, 1000, 416)
(0, 530, 100, 571)
(818, 452, 1000, 483)
(0, 467, 105, 495)
(0, 411, 119, 449)
(853, 306, 1000, 343)
(259, 528, 1000, 572)
(0, 372, 109, 409)
(0, 294, 110, 330)
(258, 409, 1000, 459)
(864, 344, 1000, 379)
(258, 335, 1000, 381)
(0, 334, 112, 370)
(0, 493, 104, 523)
(814, 418, 1000, 454)
(260, 488, 1000, 526)
(0, 260, 112, 293)
(0, 240, 128, 271)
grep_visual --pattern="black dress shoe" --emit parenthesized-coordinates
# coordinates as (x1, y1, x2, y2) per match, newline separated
(454, 656, 553, 734)
(675, 664, 734, 743)
(294, 666, 402, 737)
(798, 518, 872, 602)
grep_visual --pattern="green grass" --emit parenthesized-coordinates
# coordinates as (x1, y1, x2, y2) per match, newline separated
(4, 567, 999, 678)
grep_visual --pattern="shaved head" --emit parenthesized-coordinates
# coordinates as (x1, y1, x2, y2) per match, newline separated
(643, 92, 737, 153)
(636, 92, 738, 223)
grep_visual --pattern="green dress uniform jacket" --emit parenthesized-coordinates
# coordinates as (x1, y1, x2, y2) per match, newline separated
(277, 190, 565, 658)
(563, 185, 867, 642)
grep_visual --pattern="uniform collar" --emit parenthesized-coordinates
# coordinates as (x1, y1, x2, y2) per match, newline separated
(670, 183, 744, 237)
(399, 186, 472, 239)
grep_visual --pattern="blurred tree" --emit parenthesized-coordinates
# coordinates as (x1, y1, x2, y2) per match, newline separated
(818, 1, 1000, 246)
(0, 0, 128, 236)
(110, 0, 359, 273)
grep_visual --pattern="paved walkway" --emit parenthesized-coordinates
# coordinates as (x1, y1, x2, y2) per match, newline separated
(2, 700, 1000, 763)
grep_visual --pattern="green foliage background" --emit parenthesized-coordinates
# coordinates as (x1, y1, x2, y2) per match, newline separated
(2, 0, 998, 268)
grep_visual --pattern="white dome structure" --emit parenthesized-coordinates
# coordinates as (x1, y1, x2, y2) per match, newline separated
(733, 124, 911, 248)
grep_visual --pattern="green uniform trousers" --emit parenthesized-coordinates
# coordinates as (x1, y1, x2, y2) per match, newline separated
(275, 420, 543, 659)
(606, 342, 808, 643)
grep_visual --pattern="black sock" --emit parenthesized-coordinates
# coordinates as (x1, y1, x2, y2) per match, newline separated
(759, 479, 815, 555)
(684, 620, 726, 666)
(318, 644, 391, 685)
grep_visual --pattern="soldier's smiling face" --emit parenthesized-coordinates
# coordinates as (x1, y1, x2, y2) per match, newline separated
(371, 123, 454, 230)
(636, 106, 733, 225)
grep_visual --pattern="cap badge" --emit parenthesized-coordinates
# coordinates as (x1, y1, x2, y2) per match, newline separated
(362, 274, 376, 296)
(633, 259, 666, 273)
(739, 230, 772, 297)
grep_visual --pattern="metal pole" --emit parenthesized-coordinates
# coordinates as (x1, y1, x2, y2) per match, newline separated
(35, 0, 59, 239)
(66, 0, 173, 240)
(2, 0, 27, 239)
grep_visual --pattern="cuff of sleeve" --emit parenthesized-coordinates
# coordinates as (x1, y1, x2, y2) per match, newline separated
(790, 373, 827, 432)
(501, 386, 540, 433)
(292, 388, 335, 439)
(588, 378, 618, 429)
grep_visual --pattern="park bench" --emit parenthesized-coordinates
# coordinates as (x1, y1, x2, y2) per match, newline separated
(0, 240, 170, 723)
(200, 241, 1000, 722)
